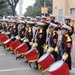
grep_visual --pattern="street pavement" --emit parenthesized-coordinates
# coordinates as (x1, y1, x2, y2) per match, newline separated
(0, 33, 75, 75)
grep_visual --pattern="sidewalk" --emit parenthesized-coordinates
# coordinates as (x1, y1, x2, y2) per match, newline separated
(70, 68, 75, 75)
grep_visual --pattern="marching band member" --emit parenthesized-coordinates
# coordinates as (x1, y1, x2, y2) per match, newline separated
(64, 16, 74, 36)
(50, 14, 59, 31)
(36, 16, 41, 22)
(50, 14, 56, 23)
(57, 24, 72, 70)
(47, 23, 58, 61)
(20, 16, 25, 21)
(36, 22, 46, 56)
(25, 21, 34, 42)
(2, 19, 9, 32)
(1, 17, 18, 35)
(33, 22, 45, 69)
(24, 21, 34, 62)
(7, 16, 11, 21)
(4, 20, 15, 38)
(14, 16, 18, 21)
(18, 21, 26, 39)
(11, 21, 18, 40)
(41, 16, 49, 44)
(26, 16, 31, 21)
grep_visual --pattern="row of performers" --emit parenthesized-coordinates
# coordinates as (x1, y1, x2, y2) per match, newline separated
(0, 16, 74, 75)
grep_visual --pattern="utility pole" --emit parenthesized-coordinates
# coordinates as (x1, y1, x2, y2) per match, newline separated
(19, 0, 23, 18)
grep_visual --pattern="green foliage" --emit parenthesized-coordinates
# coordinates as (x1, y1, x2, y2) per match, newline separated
(7, 0, 19, 16)
(24, 0, 52, 17)
(0, 0, 12, 17)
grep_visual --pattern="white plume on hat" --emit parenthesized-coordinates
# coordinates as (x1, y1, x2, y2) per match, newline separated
(62, 23, 72, 30)
(37, 22, 44, 26)
(64, 16, 71, 20)
(49, 22, 57, 28)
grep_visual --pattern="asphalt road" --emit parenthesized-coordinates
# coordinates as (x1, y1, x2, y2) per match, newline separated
(0, 31, 75, 75)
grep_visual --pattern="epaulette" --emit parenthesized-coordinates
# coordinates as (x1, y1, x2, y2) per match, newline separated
(68, 23, 72, 27)
(22, 25, 24, 28)
(6, 24, 8, 27)
(66, 34, 71, 42)
(53, 30, 56, 36)
(36, 27, 38, 30)
(67, 36, 71, 42)
(53, 20, 56, 23)
(13, 26, 16, 28)
(26, 27, 28, 31)
(28, 27, 31, 32)
(39, 28, 43, 33)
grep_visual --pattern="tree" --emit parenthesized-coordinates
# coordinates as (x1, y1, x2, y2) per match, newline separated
(7, 0, 19, 16)
(0, 0, 13, 17)
(0, 1, 6, 8)
(24, 6, 34, 17)
(24, 0, 52, 17)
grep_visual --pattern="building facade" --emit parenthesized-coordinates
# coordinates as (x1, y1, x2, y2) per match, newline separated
(53, 0, 75, 22)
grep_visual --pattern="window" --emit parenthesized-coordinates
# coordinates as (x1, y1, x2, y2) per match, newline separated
(70, 8, 75, 15)
(58, 9, 63, 22)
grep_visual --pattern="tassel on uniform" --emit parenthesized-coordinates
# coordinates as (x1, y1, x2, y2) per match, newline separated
(38, 64, 41, 70)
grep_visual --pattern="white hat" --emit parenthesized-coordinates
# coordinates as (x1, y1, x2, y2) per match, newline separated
(21, 16, 25, 19)
(41, 15, 47, 19)
(64, 16, 71, 20)
(0, 19, 3, 22)
(15, 16, 18, 18)
(50, 14, 55, 18)
(26, 21, 35, 25)
(3, 19, 8, 22)
(19, 21, 25, 24)
(11, 20, 16, 23)
(36, 16, 41, 19)
(31, 18, 36, 21)
(62, 24, 72, 30)
(49, 22, 57, 28)
(11, 16, 15, 19)
(26, 16, 30, 19)
(37, 22, 44, 26)
(7, 16, 11, 19)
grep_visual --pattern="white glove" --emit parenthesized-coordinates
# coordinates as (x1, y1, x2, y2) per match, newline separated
(23, 39, 29, 43)
(31, 39, 34, 42)
(55, 46, 59, 52)
(0, 30, 2, 32)
(62, 53, 68, 61)
(21, 38, 25, 41)
(11, 36, 14, 39)
(16, 36, 20, 40)
(16, 37, 18, 40)
(46, 47, 50, 53)
(2, 31, 5, 34)
(29, 42, 33, 45)
(23, 39, 26, 43)
(31, 45, 36, 49)
(33, 42, 38, 47)
(15, 36, 18, 39)
(44, 45, 48, 50)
